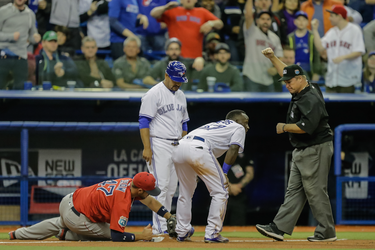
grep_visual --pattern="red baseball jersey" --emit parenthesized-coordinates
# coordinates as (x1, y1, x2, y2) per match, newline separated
(158, 7, 219, 58)
(73, 178, 137, 232)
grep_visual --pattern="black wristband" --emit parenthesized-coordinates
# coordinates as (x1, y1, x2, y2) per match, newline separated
(111, 229, 135, 242)
(157, 205, 168, 217)
(282, 124, 286, 132)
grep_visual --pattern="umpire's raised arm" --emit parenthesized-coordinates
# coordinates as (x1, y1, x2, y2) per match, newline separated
(261, 48, 287, 77)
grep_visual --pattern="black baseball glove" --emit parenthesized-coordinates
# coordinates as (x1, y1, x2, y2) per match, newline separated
(167, 214, 177, 238)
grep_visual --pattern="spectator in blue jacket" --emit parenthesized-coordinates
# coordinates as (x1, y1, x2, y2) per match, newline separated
(109, 0, 149, 60)
(137, 0, 176, 52)
(35, 31, 82, 88)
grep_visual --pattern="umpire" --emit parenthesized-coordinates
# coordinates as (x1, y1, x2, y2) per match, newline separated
(255, 47, 336, 242)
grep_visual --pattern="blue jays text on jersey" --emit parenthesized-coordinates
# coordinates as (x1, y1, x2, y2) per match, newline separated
(157, 103, 186, 116)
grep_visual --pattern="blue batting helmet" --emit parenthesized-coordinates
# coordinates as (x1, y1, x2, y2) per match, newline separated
(165, 61, 188, 83)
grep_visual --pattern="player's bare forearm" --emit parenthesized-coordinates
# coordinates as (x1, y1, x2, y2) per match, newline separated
(343, 51, 362, 60)
(244, 0, 254, 29)
(141, 196, 172, 219)
(150, 5, 167, 18)
(140, 128, 151, 149)
(277, 123, 306, 134)
(140, 128, 152, 164)
(224, 145, 240, 165)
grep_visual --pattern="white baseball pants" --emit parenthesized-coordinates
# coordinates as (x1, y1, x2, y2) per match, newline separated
(148, 137, 178, 234)
(172, 137, 229, 239)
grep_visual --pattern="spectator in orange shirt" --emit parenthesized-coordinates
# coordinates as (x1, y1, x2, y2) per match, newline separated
(301, 0, 342, 37)
(151, 0, 223, 58)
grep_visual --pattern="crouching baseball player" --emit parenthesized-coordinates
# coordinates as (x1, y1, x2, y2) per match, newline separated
(9, 172, 177, 242)
(172, 110, 249, 243)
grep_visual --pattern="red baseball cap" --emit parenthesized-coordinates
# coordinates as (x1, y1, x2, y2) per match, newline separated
(326, 5, 347, 19)
(132, 172, 161, 196)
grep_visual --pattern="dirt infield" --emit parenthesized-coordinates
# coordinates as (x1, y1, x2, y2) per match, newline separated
(1, 236, 374, 249)
(1, 226, 375, 249)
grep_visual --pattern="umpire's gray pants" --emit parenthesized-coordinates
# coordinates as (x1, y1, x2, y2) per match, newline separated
(273, 141, 336, 238)
(15, 192, 111, 241)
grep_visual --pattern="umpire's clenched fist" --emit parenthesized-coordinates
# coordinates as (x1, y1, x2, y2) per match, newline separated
(262, 47, 275, 59)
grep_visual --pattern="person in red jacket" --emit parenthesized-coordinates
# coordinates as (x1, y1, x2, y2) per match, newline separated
(151, 0, 223, 59)
(301, 0, 342, 36)
(9, 172, 175, 242)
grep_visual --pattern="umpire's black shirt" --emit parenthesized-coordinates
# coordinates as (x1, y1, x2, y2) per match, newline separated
(287, 83, 333, 148)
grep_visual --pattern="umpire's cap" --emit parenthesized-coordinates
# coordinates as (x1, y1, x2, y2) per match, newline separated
(278, 64, 305, 82)
(133, 172, 161, 196)
(165, 61, 188, 83)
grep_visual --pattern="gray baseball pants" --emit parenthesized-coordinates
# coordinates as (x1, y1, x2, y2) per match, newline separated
(14, 192, 111, 241)
(273, 141, 336, 238)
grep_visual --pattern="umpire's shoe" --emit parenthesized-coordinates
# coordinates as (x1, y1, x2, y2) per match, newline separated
(307, 235, 337, 242)
(256, 223, 284, 241)
(204, 234, 229, 243)
(176, 227, 195, 242)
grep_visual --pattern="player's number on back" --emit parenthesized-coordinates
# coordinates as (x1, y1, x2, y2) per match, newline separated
(96, 179, 129, 196)
(97, 180, 117, 196)
(200, 120, 233, 130)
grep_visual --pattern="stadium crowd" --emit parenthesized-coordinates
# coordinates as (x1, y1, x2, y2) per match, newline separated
(0, 0, 374, 93)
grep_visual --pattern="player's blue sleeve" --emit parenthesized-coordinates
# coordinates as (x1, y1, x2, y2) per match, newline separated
(111, 229, 135, 242)
(139, 116, 152, 129)
(182, 121, 188, 131)
(108, 0, 126, 34)
(109, 17, 126, 35)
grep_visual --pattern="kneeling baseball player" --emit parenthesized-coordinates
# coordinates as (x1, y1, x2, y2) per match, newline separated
(172, 110, 249, 243)
(9, 172, 177, 242)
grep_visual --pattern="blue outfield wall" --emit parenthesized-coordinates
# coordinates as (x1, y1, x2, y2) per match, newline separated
(0, 92, 374, 226)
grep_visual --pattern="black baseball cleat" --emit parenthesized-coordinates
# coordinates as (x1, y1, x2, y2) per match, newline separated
(9, 231, 16, 240)
(307, 235, 337, 242)
(256, 223, 284, 241)
(56, 228, 69, 240)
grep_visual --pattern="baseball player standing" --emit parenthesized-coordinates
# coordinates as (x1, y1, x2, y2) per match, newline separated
(139, 61, 189, 234)
(256, 47, 336, 242)
(311, 6, 365, 93)
(9, 172, 176, 242)
(172, 110, 249, 243)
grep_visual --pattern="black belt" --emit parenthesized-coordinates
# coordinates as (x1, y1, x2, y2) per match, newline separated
(155, 136, 179, 146)
(71, 206, 80, 217)
(193, 136, 205, 142)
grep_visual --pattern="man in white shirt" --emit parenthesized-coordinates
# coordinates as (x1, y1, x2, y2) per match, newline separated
(243, 0, 283, 92)
(312, 5, 365, 93)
